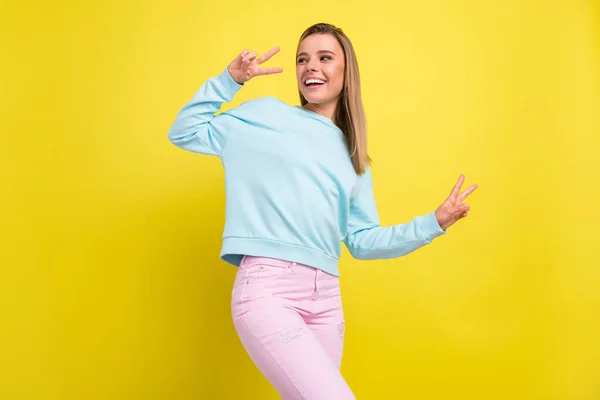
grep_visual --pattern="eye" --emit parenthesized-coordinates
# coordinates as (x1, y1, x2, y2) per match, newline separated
(297, 57, 307, 63)
(321, 56, 332, 61)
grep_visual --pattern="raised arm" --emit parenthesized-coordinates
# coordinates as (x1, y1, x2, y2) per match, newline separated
(167, 47, 283, 157)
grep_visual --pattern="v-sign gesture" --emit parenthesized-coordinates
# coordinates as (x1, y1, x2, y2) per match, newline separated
(227, 46, 284, 85)
(434, 174, 478, 231)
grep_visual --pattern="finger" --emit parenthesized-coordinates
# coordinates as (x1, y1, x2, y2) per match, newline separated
(235, 49, 249, 63)
(458, 184, 478, 203)
(455, 205, 469, 216)
(242, 51, 258, 62)
(450, 174, 465, 198)
(257, 46, 281, 64)
(256, 66, 284, 76)
(450, 204, 469, 218)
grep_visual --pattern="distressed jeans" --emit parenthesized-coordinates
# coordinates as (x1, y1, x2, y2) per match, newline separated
(231, 255, 356, 399)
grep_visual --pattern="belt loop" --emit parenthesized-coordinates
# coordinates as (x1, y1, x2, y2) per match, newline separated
(241, 255, 247, 266)
(291, 261, 297, 271)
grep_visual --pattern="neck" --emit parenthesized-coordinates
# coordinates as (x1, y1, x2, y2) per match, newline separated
(303, 100, 338, 123)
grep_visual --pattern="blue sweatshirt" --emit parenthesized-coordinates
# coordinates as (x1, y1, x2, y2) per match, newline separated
(167, 67, 446, 276)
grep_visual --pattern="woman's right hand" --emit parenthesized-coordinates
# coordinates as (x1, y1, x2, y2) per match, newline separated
(227, 47, 283, 85)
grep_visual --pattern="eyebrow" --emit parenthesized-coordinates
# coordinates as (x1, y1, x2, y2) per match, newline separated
(296, 50, 336, 58)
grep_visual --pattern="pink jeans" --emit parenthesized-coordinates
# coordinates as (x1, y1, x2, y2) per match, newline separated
(231, 255, 356, 399)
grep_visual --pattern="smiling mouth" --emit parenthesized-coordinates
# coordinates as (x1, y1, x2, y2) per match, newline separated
(304, 78, 327, 87)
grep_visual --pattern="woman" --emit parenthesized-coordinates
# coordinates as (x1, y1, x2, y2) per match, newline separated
(168, 23, 476, 400)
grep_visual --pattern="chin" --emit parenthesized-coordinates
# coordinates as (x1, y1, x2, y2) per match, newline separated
(302, 93, 332, 104)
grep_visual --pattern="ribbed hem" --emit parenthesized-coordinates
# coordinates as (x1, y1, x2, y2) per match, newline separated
(217, 66, 244, 95)
(220, 236, 341, 277)
(419, 211, 447, 243)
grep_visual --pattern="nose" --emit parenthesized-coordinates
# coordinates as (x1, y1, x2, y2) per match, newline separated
(305, 58, 318, 72)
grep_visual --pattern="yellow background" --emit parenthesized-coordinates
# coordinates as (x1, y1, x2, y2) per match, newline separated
(2, 0, 599, 399)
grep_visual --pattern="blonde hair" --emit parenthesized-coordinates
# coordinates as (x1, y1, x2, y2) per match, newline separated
(296, 23, 371, 175)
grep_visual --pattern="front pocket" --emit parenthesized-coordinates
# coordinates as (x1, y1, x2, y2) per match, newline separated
(238, 263, 293, 302)
(255, 263, 290, 280)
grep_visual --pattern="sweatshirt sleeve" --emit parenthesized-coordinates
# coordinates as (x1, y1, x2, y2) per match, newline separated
(167, 67, 243, 157)
(343, 166, 447, 260)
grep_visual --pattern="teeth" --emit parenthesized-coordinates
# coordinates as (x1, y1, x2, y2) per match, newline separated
(305, 78, 326, 85)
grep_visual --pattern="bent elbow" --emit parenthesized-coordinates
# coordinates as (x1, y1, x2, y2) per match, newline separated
(167, 124, 188, 144)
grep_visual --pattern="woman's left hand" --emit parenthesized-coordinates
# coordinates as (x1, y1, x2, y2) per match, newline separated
(434, 174, 478, 231)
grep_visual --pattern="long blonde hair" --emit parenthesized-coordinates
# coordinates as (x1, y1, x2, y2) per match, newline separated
(296, 23, 371, 175)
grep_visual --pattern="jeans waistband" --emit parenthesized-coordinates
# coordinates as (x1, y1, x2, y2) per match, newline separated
(241, 255, 300, 269)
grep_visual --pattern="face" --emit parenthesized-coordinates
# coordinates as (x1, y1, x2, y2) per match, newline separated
(296, 34, 345, 106)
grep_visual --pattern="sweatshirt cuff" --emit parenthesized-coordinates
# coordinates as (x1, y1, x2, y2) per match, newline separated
(217, 66, 244, 95)
(419, 211, 447, 242)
